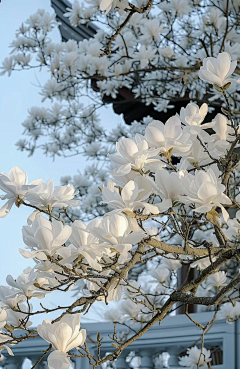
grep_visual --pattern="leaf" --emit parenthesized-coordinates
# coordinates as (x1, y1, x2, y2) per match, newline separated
(111, 343, 118, 348)
(213, 84, 223, 93)
(122, 210, 135, 218)
(206, 209, 220, 224)
(223, 82, 231, 91)
(163, 147, 173, 159)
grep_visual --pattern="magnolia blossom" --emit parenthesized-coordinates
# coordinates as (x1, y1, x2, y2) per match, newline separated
(123, 280, 141, 298)
(25, 179, 80, 210)
(190, 256, 216, 270)
(59, 219, 109, 271)
(145, 116, 191, 156)
(179, 140, 210, 170)
(37, 314, 86, 350)
(205, 271, 227, 291)
(20, 214, 72, 260)
(38, 314, 86, 369)
(208, 114, 235, 157)
(99, 0, 129, 14)
(180, 166, 231, 219)
(161, 256, 182, 271)
(91, 213, 145, 263)
(120, 300, 141, 321)
(154, 169, 183, 211)
(86, 271, 123, 302)
(6, 303, 32, 329)
(0, 166, 41, 218)
(226, 210, 240, 241)
(218, 302, 240, 323)
(135, 45, 156, 68)
(149, 265, 170, 283)
(179, 346, 211, 367)
(0, 286, 26, 309)
(179, 103, 214, 135)
(199, 52, 237, 87)
(48, 351, 72, 369)
(101, 177, 158, 215)
(0, 310, 7, 332)
(169, 0, 192, 18)
(104, 308, 122, 323)
(6, 267, 46, 299)
(109, 134, 164, 177)
(64, 1, 82, 26)
(140, 19, 164, 44)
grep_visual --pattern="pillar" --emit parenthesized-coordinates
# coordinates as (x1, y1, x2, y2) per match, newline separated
(3, 356, 24, 369)
(140, 350, 153, 369)
(72, 356, 90, 369)
(28, 355, 47, 369)
(167, 347, 180, 367)
(116, 352, 128, 369)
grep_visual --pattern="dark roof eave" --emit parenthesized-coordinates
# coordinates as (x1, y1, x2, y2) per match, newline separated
(51, 0, 97, 42)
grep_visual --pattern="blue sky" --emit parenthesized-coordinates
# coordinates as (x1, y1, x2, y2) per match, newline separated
(0, 0, 120, 319)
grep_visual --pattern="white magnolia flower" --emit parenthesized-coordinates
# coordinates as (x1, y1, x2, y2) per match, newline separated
(104, 308, 122, 323)
(102, 177, 159, 215)
(59, 219, 108, 271)
(161, 256, 182, 271)
(26, 179, 80, 210)
(0, 167, 41, 218)
(86, 270, 123, 302)
(135, 45, 156, 68)
(179, 140, 210, 170)
(48, 351, 72, 369)
(199, 52, 237, 87)
(145, 116, 192, 156)
(205, 271, 227, 291)
(0, 286, 26, 309)
(209, 114, 235, 158)
(179, 166, 231, 220)
(38, 314, 86, 369)
(20, 214, 72, 260)
(154, 169, 184, 212)
(6, 303, 32, 329)
(91, 213, 145, 264)
(0, 310, 7, 331)
(226, 210, 240, 241)
(140, 19, 164, 43)
(109, 134, 164, 177)
(218, 302, 240, 323)
(33, 260, 64, 278)
(123, 280, 141, 298)
(100, 0, 129, 14)
(179, 346, 211, 367)
(0, 56, 15, 76)
(6, 267, 46, 299)
(149, 265, 170, 283)
(190, 256, 216, 270)
(64, 1, 82, 27)
(120, 300, 141, 321)
(159, 46, 174, 59)
(170, 0, 192, 18)
(179, 103, 214, 135)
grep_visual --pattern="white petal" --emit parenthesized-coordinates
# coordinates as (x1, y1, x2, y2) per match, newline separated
(48, 351, 71, 369)
(0, 198, 15, 218)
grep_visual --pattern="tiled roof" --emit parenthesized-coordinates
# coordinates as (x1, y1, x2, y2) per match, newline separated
(51, 0, 97, 41)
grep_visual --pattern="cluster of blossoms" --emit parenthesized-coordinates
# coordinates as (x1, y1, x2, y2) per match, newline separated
(1, 50, 240, 366)
(2, 0, 240, 221)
